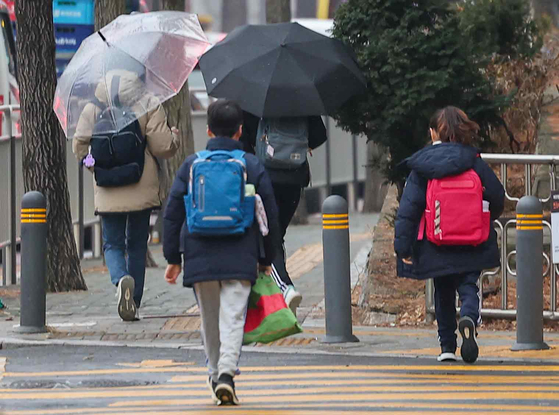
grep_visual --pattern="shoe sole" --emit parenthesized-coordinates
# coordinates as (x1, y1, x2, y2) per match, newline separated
(287, 292, 303, 316)
(437, 352, 457, 362)
(459, 317, 479, 364)
(215, 384, 239, 405)
(118, 276, 136, 322)
(206, 378, 218, 404)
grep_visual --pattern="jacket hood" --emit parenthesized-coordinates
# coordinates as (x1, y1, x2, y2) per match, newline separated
(406, 143, 479, 179)
(94, 69, 147, 108)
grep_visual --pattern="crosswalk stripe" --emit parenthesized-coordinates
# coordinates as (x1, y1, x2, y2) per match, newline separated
(5, 402, 559, 415)
(4, 374, 559, 395)
(5, 364, 559, 378)
(59, 407, 557, 415)
(3, 375, 559, 395)
(107, 390, 559, 407)
(6, 386, 559, 402)
(3, 363, 559, 414)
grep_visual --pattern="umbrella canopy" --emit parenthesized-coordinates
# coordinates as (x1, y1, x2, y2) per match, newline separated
(199, 22, 366, 118)
(54, 11, 209, 139)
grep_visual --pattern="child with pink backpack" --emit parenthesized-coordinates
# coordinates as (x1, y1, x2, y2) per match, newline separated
(394, 106, 505, 363)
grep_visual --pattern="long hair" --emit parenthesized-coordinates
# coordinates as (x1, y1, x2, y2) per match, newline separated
(429, 106, 480, 146)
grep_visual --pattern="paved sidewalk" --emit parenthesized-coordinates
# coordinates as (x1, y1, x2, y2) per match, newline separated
(1, 212, 559, 363)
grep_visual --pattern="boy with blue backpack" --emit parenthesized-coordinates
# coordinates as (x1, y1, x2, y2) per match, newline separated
(163, 100, 279, 405)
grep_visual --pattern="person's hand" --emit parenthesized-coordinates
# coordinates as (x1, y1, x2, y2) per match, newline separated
(165, 264, 182, 284)
(258, 264, 272, 275)
(402, 257, 413, 265)
(171, 127, 179, 136)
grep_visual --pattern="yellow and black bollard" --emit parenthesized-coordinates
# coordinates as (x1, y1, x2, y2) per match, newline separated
(321, 195, 358, 343)
(17, 191, 47, 334)
(512, 196, 549, 351)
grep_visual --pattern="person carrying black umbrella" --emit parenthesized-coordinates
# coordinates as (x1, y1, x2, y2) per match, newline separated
(241, 112, 327, 314)
(200, 22, 366, 314)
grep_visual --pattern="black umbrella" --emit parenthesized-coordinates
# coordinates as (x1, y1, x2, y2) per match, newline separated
(199, 22, 366, 118)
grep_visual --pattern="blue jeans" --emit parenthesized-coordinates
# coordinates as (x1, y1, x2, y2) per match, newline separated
(102, 210, 151, 307)
(434, 271, 481, 351)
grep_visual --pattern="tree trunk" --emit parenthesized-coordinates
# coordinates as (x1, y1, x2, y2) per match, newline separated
(362, 141, 387, 213)
(266, 0, 291, 23)
(95, 0, 126, 30)
(147, 0, 196, 268)
(221, 0, 247, 33)
(160, 0, 195, 203)
(15, 0, 86, 292)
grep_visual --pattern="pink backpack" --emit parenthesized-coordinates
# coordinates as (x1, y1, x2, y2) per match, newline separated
(418, 169, 490, 246)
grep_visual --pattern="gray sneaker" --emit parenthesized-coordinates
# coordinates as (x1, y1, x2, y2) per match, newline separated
(117, 276, 136, 322)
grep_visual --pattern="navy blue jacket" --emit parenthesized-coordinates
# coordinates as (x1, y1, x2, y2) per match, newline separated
(163, 137, 280, 287)
(394, 143, 505, 280)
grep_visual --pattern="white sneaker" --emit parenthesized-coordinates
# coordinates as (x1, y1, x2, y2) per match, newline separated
(437, 352, 458, 362)
(284, 285, 302, 315)
(134, 307, 141, 321)
(117, 276, 136, 322)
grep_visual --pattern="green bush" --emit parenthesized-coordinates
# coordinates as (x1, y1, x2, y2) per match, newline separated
(331, 0, 520, 185)
(457, 0, 543, 60)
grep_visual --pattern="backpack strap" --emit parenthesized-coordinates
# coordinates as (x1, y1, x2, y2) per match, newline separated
(230, 149, 246, 163)
(417, 213, 425, 241)
(90, 95, 106, 111)
(111, 75, 122, 108)
(195, 150, 212, 160)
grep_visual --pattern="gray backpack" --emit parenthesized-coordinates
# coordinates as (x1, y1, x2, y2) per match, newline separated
(255, 117, 309, 169)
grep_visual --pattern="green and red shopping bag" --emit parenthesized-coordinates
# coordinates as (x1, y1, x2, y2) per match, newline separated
(243, 273, 302, 345)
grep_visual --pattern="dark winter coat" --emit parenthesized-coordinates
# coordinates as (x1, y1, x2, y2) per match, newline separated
(240, 112, 328, 187)
(163, 137, 280, 287)
(394, 143, 505, 280)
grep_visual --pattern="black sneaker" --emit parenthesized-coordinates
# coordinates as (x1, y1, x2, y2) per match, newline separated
(215, 374, 239, 405)
(207, 376, 218, 404)
(459, 316, 479, 364)
(437, 347, 457, 362)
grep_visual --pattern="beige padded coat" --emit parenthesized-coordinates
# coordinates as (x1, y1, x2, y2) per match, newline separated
(73, 70, 179, 214)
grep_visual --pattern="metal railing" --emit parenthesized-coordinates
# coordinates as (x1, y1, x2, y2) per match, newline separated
(0, 105, 20, 286)
(0, 105, 104, 286)
(425, 153, 559, 321)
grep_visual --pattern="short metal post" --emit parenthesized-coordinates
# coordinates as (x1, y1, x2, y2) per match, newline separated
(321, 195, 359, 343)
(17, 191, 47, 334)
(512, 196, 549, 351)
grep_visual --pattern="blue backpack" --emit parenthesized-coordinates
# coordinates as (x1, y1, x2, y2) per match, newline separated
(184, 150, 255, 236)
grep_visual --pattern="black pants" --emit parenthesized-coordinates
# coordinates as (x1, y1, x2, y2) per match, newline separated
(434, 271, 481, 352)
(270, 183, 302, 290)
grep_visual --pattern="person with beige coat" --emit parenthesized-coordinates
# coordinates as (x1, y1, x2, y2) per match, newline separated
(73, 67, 179, 322)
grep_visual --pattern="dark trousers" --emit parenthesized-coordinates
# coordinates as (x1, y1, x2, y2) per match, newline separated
(434, 271, 481, 351)
(270, 183, 302, 289)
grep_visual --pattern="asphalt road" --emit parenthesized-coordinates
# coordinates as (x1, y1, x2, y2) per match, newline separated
(1, 345, 559, 414)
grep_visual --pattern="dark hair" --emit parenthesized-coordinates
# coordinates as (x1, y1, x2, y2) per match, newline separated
(429, 106, 480, 146)
(207, 100, 243, 138)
